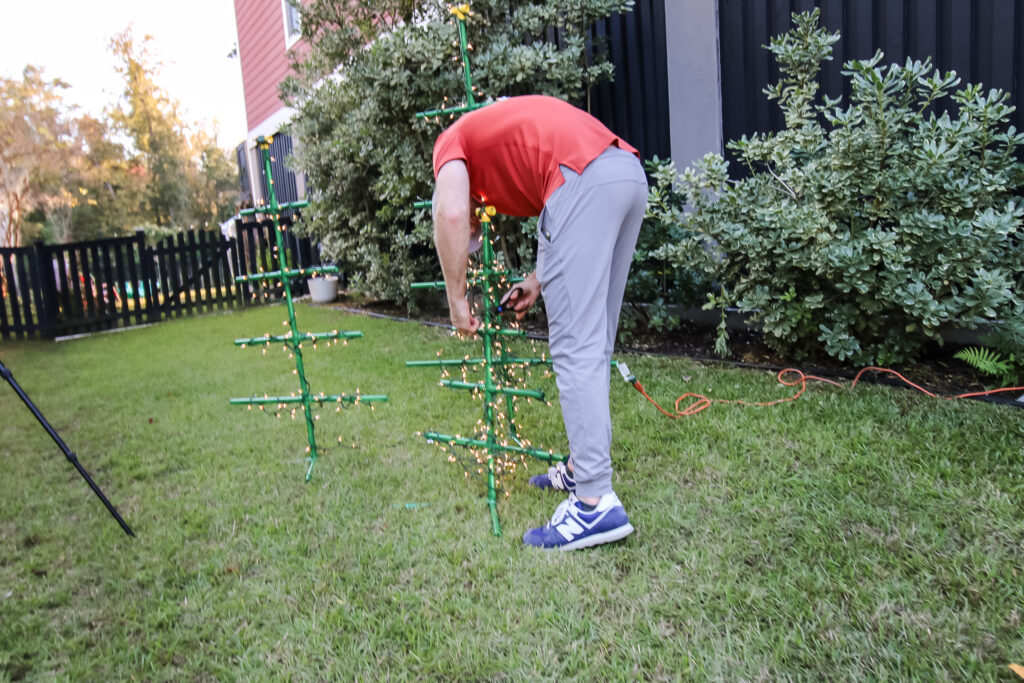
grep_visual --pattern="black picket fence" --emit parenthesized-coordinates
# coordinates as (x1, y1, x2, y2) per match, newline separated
(0, 216, 326, 340)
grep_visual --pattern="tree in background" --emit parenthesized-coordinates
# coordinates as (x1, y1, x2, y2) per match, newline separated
(284, 0, 633, 307)
(185, 128, 238, 230)
(0, 66, 76, 247)
(2, 34, 238, 247)
(108, 29, 238, 233)
(57, 114, 147, 242)
(108, 29, 190, 229)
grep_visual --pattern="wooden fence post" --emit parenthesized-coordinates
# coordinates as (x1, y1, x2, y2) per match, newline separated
(135, 230, 159, 323)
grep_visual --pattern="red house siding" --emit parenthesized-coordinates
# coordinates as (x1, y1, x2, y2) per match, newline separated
(234, 0, 309, 132)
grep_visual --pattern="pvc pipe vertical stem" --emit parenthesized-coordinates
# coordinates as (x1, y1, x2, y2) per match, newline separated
(258, 138, 321, 481)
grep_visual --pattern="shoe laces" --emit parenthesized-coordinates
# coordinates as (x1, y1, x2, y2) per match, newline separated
(547, 462, 573, 490)
(545, 495, 576, 529)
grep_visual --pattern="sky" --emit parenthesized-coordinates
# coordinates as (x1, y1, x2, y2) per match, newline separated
(1, 0, 247, 150)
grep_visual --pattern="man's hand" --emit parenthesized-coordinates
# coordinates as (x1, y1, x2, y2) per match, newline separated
(448, 296, 480, 336)
(500, 271, 541, 321)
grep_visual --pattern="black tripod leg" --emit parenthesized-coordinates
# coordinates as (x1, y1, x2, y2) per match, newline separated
(0, 359, 135, 537)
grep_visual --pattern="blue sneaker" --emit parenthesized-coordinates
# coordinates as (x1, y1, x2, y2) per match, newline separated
(523, 492, 634, 551)
(528, 461, 576, 492)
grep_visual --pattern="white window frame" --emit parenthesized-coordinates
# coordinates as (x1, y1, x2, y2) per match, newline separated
(282, 0, 302, 49)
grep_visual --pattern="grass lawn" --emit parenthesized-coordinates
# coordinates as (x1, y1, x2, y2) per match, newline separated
(1, 303, 1022, 680)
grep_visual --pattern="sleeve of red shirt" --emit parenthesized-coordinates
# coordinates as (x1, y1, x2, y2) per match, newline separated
(433, 129, 467, 178)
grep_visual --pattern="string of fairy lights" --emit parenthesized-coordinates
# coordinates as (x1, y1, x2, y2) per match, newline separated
(408, 208, 568, 536)
(230, 135, 387, 481)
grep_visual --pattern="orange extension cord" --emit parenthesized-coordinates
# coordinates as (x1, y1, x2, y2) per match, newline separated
(629, 366, 1024, 418)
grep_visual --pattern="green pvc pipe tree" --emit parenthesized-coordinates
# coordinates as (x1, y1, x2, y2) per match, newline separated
(408, 209, 567, 536)
(232, 136, 387, 481)
(408, 2, 572, 536)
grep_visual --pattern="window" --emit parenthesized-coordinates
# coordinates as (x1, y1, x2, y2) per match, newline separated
(282, 0, 301, 47)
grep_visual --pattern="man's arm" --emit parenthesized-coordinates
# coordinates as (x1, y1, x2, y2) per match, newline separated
(433, 160, 479, 334)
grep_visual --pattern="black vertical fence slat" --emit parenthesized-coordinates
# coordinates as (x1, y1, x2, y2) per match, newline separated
(134, 231, 154, 324)
(0, 254, 11, 340)
(111, 240, 129, 327)
(90, 243, 104, 325)
(170, 234, 185, 316)
(162, 236, 179, 317)
(180, 232, 196, 315)
(82, 245, 95, 329)
(125, 238, 140, 325)
(232, 222, 248, 306)
(200, 230, 212, 310)
(245, 224, 260, 304)
(261, 222, 272, 300)
(224, 234, 233, 307)
(194, 230, 207, 310)
(97, 243, 112, 326)
(206, 235, 221, 309)
(92, 243, 108, 324)
(237, 223, 249, 306)
(151, 237, 166, 317)
(101, 240, 118, 323)
(55, 248, 68, 336)
(203, 231, 216, 309)
(186, 230, 202, 311)
(81, 246, 97, 330)
(33, 244, 58, 338)
(2, 251, 22, 339)
(243, 223, 261, 305)
(67, 250, 84, 331)
(191, 230, 203, 311)
(208, 231, 223, 309)
(15, 249, 33, 336)
(25, 247, 44, 337)
(208, 231, 222, 309)
(245, 223, 259, 305)
(120, 238, 137, 327)
(53, 249, 67, 335)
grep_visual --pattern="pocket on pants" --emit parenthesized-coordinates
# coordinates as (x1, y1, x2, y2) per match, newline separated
(536, 206, 551, 283)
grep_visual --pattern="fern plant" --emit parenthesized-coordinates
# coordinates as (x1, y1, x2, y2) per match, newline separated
(954, 346, 1021, 385)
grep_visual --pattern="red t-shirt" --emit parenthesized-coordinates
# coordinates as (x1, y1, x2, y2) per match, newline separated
(432, 95, 639, 217)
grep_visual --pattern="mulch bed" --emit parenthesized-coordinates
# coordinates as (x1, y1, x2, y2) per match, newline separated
(336, 294, 1020, 405)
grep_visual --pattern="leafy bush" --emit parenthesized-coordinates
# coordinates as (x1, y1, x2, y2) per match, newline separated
(617, 157, 717, 341)
(284, 0, 633, 309)
(663, 9, 1024, 365)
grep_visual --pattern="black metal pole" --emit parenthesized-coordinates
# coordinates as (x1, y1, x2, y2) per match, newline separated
(0, 358, 135, 537)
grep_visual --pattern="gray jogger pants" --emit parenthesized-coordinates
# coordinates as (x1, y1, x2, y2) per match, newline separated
(536, 146, 648, 499)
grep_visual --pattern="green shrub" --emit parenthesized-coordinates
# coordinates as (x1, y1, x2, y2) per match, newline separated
(617, 157, 717, 341)
(284, 0, 633, 309)
(663, 9, 1024, 365)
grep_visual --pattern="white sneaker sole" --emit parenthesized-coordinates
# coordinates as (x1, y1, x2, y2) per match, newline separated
(557, 522, 635, 551)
